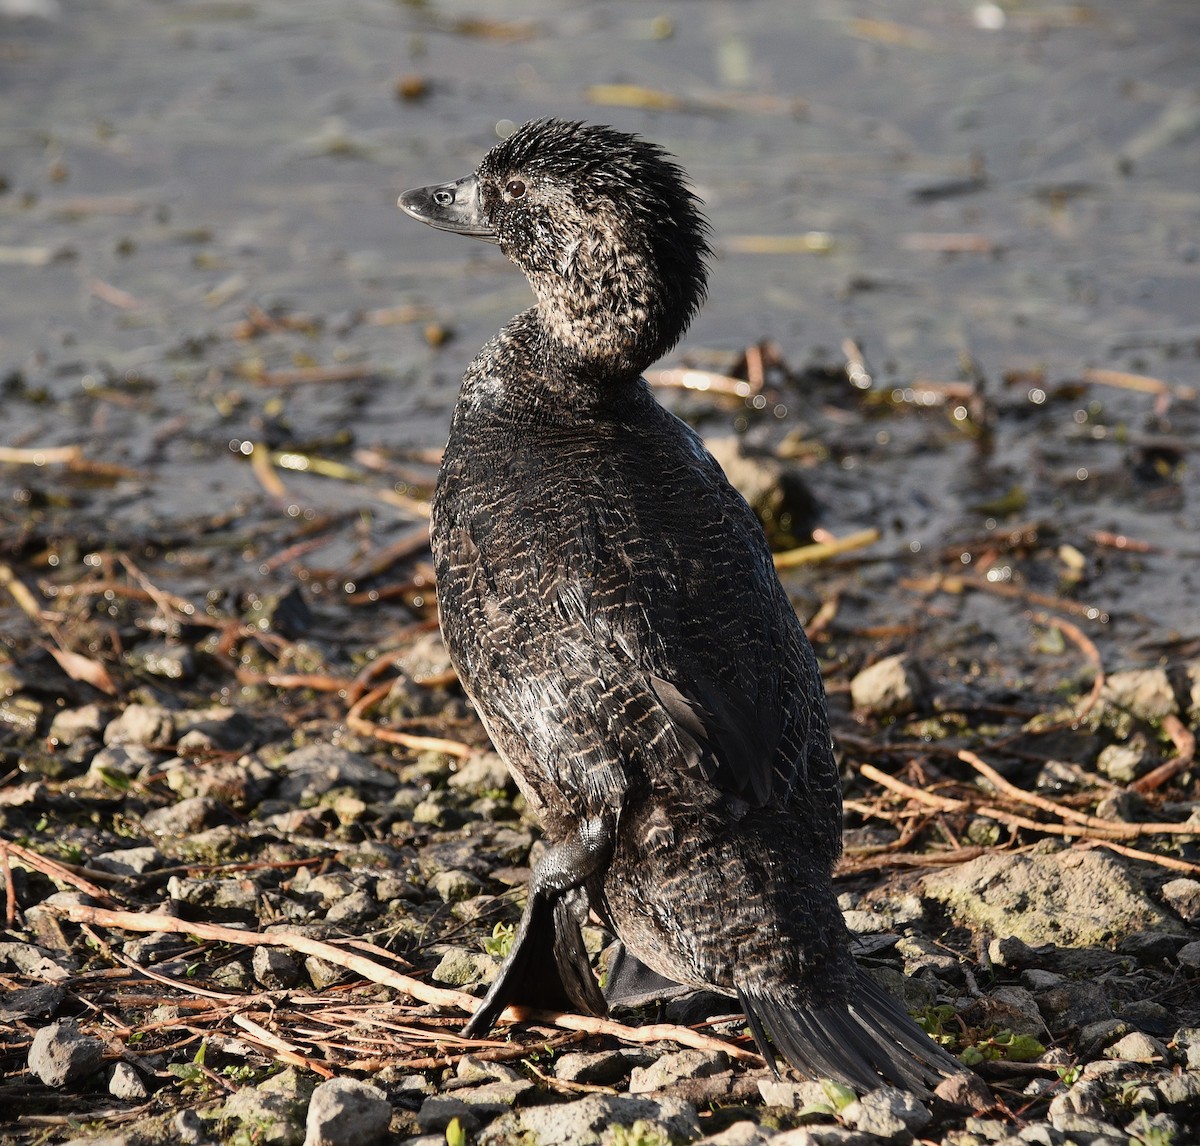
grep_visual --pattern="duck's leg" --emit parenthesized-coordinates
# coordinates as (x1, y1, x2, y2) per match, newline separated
(463, 815, 612, 1037)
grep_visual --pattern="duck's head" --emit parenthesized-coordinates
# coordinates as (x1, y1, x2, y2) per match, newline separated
(399, 119, 710, 378)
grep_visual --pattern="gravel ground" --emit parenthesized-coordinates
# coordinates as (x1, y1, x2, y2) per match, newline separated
(3, 1, 1199, 1143)
(2, 521, 1198, 1144)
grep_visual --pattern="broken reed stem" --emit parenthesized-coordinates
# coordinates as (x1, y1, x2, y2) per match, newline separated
(1130, 713, 1196, 794)
(232, 1014, 335, 1078)
(345, 681, 474, 758)
(0, 840, 116, 903)
(1082, 839, 1200, 876)
(50, 905, 762, 1065)
(773, 528, 881, 569)
(857, 757, 1198, 858)
(857, 762, 966, 813)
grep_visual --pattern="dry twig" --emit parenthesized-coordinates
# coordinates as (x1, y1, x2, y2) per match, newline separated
(48, 905, 763, 1065)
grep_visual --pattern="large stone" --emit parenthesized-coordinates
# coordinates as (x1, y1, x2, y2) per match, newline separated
(103, 703, 174, 747)
(1100, 667, 1177, 722)
(628, 1049, 728, 1093)
(303, 1077, 390, 1146)
(142, 796, 232, 836)
(843, 1084, 931, 1138)
(1161, 878, 1200, 924)
(922, 848, 1183, 947)
(221, 1066, 315, 1145)
(273, 744, 398, 804)
(27, 1020, 105, 1087)
(477, 1094, 700, 1146)
(850, 655, 929, 718)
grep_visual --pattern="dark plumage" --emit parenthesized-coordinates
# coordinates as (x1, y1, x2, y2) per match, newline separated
(398, 119, 964, 1093)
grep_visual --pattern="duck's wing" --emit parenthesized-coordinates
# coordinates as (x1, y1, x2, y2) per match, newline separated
(576, 405, 841, 847)
(434, 385, 840, 847)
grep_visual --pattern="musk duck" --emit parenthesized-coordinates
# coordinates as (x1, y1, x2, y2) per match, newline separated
(398, 118, 964, 1093)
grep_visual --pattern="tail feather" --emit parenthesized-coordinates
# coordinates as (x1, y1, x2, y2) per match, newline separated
(739, 972, 963, 1095)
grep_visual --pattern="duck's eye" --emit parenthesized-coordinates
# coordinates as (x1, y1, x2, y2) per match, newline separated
(505, 179, 527, 200)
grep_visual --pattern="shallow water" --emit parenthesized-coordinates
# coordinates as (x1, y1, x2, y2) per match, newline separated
(2, 0, 1198, 667)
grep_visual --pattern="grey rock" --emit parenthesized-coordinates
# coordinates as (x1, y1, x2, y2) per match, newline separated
(1117, 930, 1189, 960)
(0, 982, 64, 1021)
(123, 932, 183, 964)
(1048, 1079, 1108, 1121)
(108, 1060, 149, 1100)
(103, 703, 174, 747)
(757, 1078, 840, 1110)
(1162, 878, 1200, 924)
(963, 986, 1044, 1038)
(448, 1079, 535, 1113)
(923, 848, 1183, 947)
(934, 1070, 993, 1110)
(89, 845, 164, 875)
(395, 629, 454, 684)
(629, 1049, 729, 1093)
(48, 704, 105, 746)
(698, 1122, 772, 1145)
(1173, 1027, 1200, 1070)
(28, 1020, 105, 1087)
(1094, 742, 1145, 783)
(895, 934, 964, 982)
(128, 640, 193, 680)
(448, 751, 512, 794)
(213, 961, 253, 990)
(411, 795, 449, 826)
(221, 1066, 315, 1144)
(1100, 667, 1177, 722)
(305, 955, 344, 990)
(253, 946, 303, 988)
(307, 873, 357, 903)
(1047, 1111, 1124, 1139)
(1104, 1031, 1167, 1062)
(1117, 998, 1175, 1033)
(175, 707, 257, 751)
(962, 1116, 1012, 1142)
(89, 743, 164, 779)
(865, 966, 936, 1013)
(771, 1128, 882, 1145)
(1077, 1020, 1132, 1059)
(845, 1086, 931, 1138)
(843, 893, 925, 935)
(454, 1054, 521, 1084)
(0, 940, 76, 979)
(1015, 1126, 1064, 1146)
(274, 744, 398, 804)
(431, 947, 497, 987)
(165, 756, 273, 806)
(416, 1096, 479, 1136)
(840, 1105, 908, 1140)
(325, 889, 377, 926)
(1020, 969, 1065, 992)
(430, 869, 485, 903)
(166, 875, 258, 913)
(987, 935, 1045, 969)
(143, 795, 231, 836)
(173, 1109, 209, 1145)
(1127, 1114, 1181, 1143)
(555, 1050, 637, 1085)
(477, 1094, 700, 1146)
(1035, 979, 1114, 1034)
(850, 654, 929, 718)
(1156, 1070, 1200, 1107)
(304, 1077, 390, 1146)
